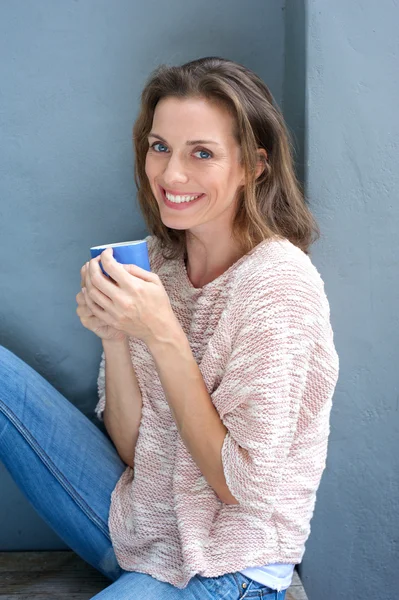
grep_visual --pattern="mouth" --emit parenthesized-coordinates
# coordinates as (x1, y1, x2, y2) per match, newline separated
(159, 186, 206, 210)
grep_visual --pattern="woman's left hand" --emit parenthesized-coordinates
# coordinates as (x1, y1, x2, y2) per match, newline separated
(83, 247, 181, 347)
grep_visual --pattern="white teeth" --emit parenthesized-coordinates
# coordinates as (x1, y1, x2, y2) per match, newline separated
(165, 191, 202, 203)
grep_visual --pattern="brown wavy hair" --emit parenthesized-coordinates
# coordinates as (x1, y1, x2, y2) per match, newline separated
(132, 56, 320, 260)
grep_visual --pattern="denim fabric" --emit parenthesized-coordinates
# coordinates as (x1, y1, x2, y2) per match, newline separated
(0, 345, 286, 600)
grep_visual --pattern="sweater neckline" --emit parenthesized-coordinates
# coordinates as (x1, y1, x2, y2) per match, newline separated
(178, 237, 277, 292)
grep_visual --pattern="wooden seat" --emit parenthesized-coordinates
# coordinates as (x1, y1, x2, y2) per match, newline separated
(0, 551, 308, 598)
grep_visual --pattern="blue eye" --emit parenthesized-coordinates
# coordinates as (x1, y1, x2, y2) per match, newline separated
(151, 142, 168, 153)
(150, 142, 212, 160)
(194, 149, 212, 160)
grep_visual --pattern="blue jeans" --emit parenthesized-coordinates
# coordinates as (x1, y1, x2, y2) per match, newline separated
(0, 345, 287, 599)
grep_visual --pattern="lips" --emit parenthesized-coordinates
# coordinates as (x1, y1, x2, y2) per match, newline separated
(159, 185, 206, 209)
(161, 186, 204, 197)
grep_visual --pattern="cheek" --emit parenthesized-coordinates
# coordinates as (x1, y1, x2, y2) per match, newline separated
(145, 153, 159, 180)
(144, 153, 152, 176)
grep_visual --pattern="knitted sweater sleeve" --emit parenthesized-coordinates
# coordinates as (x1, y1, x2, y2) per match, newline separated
(94, 234, 162, 422)
(215, 265, 339, 512)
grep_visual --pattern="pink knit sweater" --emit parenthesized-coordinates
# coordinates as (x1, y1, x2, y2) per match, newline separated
(95, 234, 339, 589)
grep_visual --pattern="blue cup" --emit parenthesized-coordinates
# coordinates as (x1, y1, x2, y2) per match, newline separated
(90, 239, 151, 278)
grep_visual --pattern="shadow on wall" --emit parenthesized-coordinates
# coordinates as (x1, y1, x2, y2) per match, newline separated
(283, 0, 306, 187)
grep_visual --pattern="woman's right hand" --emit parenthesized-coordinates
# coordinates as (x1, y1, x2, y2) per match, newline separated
(76, 259, 127, 342)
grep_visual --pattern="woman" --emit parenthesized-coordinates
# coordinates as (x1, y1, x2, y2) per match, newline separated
(0, 57, 339, 599)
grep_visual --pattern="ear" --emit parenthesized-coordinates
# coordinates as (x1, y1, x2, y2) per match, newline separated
(239, 148, 268, 186)
(255, 148, 268, 180)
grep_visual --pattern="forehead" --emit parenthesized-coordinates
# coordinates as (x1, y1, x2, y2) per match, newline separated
(152, 96, 237, 141)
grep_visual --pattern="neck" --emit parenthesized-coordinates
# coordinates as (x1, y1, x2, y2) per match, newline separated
(184, 235, 244, 288)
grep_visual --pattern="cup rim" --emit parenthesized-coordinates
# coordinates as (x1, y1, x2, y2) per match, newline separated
(90, 240, 145, 250)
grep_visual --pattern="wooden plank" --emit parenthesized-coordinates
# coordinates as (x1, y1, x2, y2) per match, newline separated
(291, 570, 304, 587)
(286, 586, 309, 600)
(0, 551, 96, 572)
(0, 571, 107, 598)
(0, 552, 109, 599)
(0, 551, 308, 599)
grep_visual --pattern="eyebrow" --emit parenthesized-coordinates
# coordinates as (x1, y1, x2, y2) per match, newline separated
(148, 132, 221, 146)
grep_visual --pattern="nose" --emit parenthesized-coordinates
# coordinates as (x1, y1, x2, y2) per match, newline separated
(162, 153, 189, 186)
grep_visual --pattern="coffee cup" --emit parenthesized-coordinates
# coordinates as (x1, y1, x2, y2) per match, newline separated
(90, 239, 151, 278)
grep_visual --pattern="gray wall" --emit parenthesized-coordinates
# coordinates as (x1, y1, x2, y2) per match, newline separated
(301, 1, 399, 598)
(0, 0, 285, 549)
(3, 3, 397, 599)
(283, 0, 306, 183)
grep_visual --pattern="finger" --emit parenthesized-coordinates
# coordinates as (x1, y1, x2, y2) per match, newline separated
(87, 254, 119, 298)
(86, 284, 114, 313)
(89, 316, 106, 333)
(83, 286, 114, 326)
(76, 290, 86, 306)
(97, 248, 141, 289)
(78, 310, 108, 332)
(122, 263, 158, 283)
(88, 314, 115, 336)
(80, 263, 86, 288)
(76, 284, 94, 306)
(76, 302, 94, 319)
(76, 287, 96, 309)
(85, 256, 101, 294)
(83, 285, 104, 313)
(86, 264, 116, 313)
(80, 262, 89, 289)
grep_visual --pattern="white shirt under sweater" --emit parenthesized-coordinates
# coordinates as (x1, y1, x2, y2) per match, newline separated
(95, 234, 339, 590)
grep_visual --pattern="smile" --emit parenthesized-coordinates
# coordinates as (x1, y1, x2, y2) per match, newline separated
(159, 186, 206, 210)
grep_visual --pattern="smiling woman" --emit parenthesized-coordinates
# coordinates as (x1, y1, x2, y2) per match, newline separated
(0, 55, 338, 600)
(103, 56, 335, 595)
(133, 57, 320, 283)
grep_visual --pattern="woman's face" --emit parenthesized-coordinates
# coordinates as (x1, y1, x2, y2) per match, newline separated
(145, 96, 246, 236)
